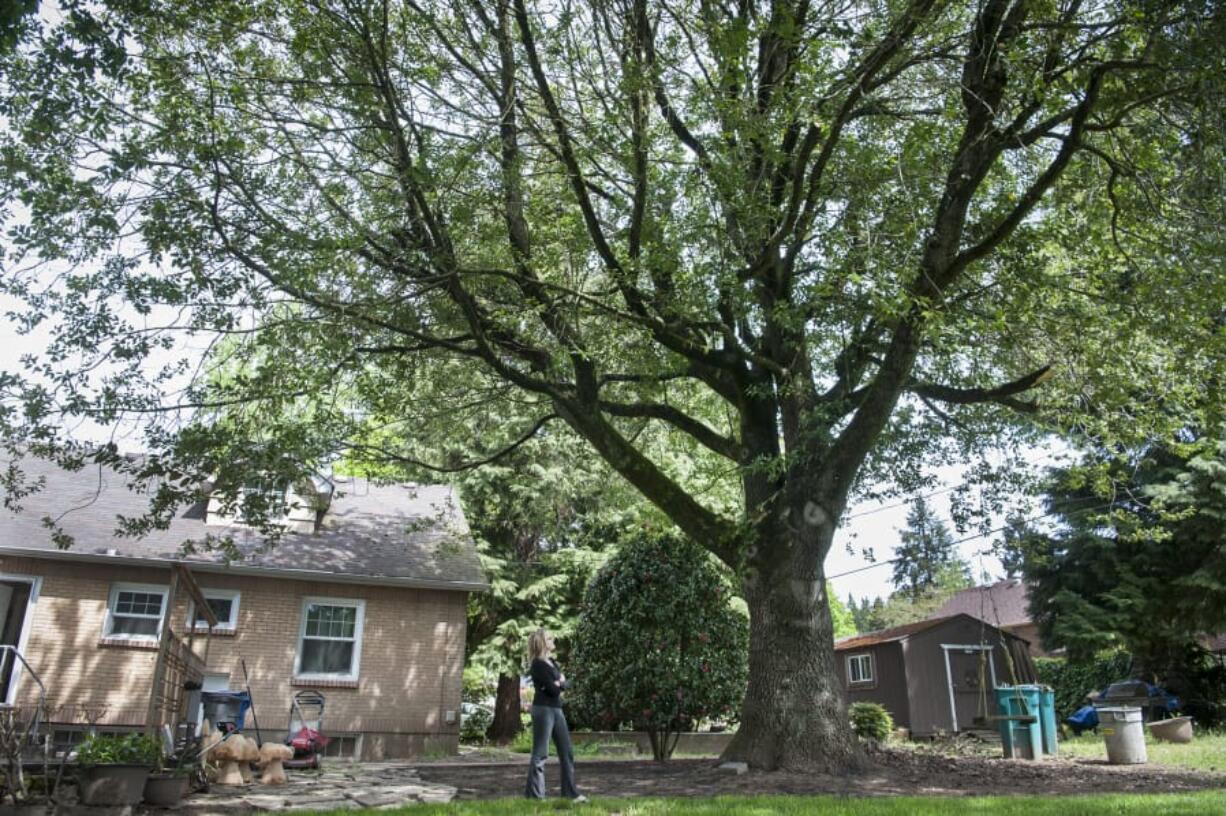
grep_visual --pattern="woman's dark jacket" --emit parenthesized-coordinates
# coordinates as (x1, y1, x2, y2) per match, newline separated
(530, 658, 568, 708)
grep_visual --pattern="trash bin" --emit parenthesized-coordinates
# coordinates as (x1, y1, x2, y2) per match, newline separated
(201, 690, 251, 733)
(1098, 706, 1147, 764)
(994, 686, 1043, 759)
(1038, 686, 1058, 756)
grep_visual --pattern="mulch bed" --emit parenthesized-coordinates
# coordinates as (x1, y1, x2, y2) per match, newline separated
(415, 748, 1226, 801)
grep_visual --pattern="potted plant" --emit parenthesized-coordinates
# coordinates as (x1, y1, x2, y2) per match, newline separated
(75, 733, 161, 806)
(143, 755, 195, 807)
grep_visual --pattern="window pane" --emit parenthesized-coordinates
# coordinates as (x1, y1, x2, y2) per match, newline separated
(194, 597, 234, 625)
(306, 605, 356, 639)
(300, 639, 354, 675)
(116, 591, 162, 617)
(111, 616, 159, 637)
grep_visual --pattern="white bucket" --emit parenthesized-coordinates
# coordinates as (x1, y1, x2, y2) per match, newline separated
(1098, 706, 1147, 764)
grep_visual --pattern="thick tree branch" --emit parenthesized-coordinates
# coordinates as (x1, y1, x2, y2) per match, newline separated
(908, 364, 1055, 413)
(345, 413, 559, 473)
(599, 399, 742, 460)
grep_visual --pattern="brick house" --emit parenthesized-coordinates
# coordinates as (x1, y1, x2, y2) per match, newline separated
(0, 456, 486, 759)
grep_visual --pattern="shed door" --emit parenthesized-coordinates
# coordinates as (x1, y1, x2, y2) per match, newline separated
(945, 647, 996, 731)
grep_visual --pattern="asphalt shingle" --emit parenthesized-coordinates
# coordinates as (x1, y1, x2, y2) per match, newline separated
(0, 456, 486, 590)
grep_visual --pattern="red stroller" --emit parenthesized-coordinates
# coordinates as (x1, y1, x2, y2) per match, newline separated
(284, 690, 328, 769)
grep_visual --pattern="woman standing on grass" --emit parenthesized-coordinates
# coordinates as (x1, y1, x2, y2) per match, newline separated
(524, 628, 587, 802)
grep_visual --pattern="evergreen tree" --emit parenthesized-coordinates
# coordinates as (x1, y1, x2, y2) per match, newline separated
(1025, 440, 1226, 725)
(877, 560, 975, 628)
(892, 498, 959, 600)
(992, 512, 1043, 578)
(866, 598, 888, 632)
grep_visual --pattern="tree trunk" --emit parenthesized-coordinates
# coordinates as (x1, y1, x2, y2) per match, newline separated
(487, 672, 522, 744)
(720, 508, 865, 772)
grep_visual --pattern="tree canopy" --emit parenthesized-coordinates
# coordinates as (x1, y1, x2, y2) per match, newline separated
(2, 0, 1224, 770)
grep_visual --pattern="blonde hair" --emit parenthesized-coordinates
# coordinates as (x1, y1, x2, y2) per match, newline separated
(527, 628, 550, 661)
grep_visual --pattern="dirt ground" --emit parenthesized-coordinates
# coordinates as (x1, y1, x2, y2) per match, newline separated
(415, 748, 1226, 801)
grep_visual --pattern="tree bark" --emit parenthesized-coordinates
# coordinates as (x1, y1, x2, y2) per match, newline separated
(487, 672, 523, 744)
(720, 503, 865, 772)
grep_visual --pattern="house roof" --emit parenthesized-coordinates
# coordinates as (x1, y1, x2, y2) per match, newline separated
(930, 579, 1032, 628)
(834, 613, 1028, 651)
(0, 455, 487, 591)
(834, 617, 949, 650)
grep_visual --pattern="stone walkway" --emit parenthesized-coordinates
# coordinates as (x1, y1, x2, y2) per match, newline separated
(180, 764, 457, 812)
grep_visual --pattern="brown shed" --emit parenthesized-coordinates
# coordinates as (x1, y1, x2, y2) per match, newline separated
(835, 613, 1037, 736)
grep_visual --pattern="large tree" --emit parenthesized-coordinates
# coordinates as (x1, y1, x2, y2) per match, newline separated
(2, 1, 1225, 770)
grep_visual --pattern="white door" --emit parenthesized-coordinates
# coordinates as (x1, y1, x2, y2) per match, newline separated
(0, 577, 38, 705)
(197, 672, 232, 734)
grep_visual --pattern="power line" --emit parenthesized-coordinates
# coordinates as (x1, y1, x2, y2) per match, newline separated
(843, 450, 1065, 521)
(826, 497, 1112, 582)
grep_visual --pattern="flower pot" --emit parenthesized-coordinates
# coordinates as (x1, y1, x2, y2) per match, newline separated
(1146, 715, 1194, 744)
(77, 763, 153, 806)
(144, 772, 191, 807)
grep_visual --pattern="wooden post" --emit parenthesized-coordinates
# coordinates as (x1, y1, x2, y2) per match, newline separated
(146, 566, 181, 735)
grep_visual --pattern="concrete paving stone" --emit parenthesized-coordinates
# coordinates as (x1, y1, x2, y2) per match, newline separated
(284, 799, 359, 811)
(417, 787, 457, 804)
(241, 793, 293, 810)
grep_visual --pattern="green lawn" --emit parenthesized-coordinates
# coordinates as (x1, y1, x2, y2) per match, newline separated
(1058, 730, 1226, 772)
(296, 793, 1226, 815)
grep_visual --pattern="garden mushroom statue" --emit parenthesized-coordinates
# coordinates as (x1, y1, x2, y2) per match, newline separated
(237, 735, 261, 784)
(258, 743, 295, 785)
(208, 735, 248, 786)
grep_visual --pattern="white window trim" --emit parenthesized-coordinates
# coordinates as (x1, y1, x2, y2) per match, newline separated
(846, 653, 874, 684)
(104, 582, 169, 642)
(186, 589, 242, 631)
(293, 596, 365, 682)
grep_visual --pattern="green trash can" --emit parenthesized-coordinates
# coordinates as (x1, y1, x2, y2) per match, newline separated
(994, 686, 1042, 759)
(1038, 686, 1058, 756)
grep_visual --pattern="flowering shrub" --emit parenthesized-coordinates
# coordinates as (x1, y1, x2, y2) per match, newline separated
(569, 530, 748, 760)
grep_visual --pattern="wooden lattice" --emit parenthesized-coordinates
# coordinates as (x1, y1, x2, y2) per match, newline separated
(146, 565, 214, 738)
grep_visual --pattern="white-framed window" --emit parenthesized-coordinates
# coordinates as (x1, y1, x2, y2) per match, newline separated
(847, 653, 874, 684)
(187, 589, 242, 631)
(104, 583, 169, 641)
(241, 481, 288, 522)
(294, 597, 365, 681)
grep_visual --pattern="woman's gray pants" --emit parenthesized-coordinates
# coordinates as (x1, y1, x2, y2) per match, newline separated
(524, 704, 579, 799)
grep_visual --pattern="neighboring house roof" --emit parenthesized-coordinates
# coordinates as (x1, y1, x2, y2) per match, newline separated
(0, 456, 487, 591)
(834, 613, 1030, 652)
(930, 579, 1032, 628)
(834, 617, 948, 650)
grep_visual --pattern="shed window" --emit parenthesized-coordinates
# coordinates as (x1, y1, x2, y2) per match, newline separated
(294, 598, 365, 680)
(105, 583, 168, 641)
(847, 653, 874, 684)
